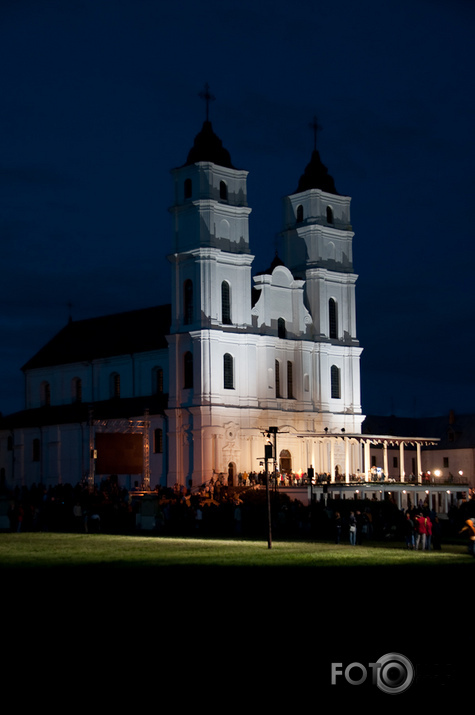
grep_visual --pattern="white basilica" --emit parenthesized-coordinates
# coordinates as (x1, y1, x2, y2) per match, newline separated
(0, 113, 368, 491)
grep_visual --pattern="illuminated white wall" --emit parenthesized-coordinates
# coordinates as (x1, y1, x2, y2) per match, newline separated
(24, 348, 169, 409)
(166, 146, 364, 488)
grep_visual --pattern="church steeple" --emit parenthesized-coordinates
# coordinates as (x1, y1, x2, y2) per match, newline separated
(295, 149, 339, 195)
(183, 84, 235, 169)
(294, 115, 339, 195)
(184, 120, 235, 169)
(281, 115, 357, 330)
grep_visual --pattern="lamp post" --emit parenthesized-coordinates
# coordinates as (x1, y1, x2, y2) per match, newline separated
(269, 426, 278, 493)
(265, 439, 273, 549)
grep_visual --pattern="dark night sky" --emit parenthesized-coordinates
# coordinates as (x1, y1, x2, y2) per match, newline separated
(1, 0, 474, 419)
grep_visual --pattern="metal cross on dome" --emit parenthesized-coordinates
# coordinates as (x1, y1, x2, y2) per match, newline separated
(309, 115, 322, 151)
(199, 82, 216, 122)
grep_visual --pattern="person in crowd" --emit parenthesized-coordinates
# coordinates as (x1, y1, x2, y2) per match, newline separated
(414, 512, 427, 550)
(425, 514, 432, 550)
(334, 511, 342, 544)
(459, 517, 475, 556)
(404, 511, 415, 549)
(349, 511, 357, 545)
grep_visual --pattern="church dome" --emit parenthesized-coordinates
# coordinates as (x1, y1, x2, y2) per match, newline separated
(255, 252, 287, 277)
(295, 149, 339, 195)
(185, 120, 235, 168)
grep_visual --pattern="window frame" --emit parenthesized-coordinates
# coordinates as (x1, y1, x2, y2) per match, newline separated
(275, 359, 281, 398)
(219, 180, 228, 201)
(331, 365, 341, 399)
(329, 298, 338, 339)
(221, 281, 232, 325)
(223, 352, 234, 390)
(287, 360, 294, 399)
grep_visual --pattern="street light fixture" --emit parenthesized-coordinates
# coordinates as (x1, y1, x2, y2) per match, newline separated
(259, 427, 280, 550)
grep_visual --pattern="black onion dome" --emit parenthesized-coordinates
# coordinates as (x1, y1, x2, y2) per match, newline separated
(255, 252, 288, 277)
(185, 121, 235, 168)
(295, 149, 339, 195)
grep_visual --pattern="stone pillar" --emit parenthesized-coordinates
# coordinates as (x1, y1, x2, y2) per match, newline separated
(364, 440, 371, 481)
(399, 441, 405, 483)
(383, 442, 388, 477)
(345, 438, 350, 483)
(330, 439, 335, 483)
(416, 442, 422, 483)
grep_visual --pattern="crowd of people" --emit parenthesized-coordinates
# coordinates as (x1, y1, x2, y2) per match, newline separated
(0, 480, 128, 534)
(1, 476, 474, 549)
(333, 505, 444, 549)
(402, 509, 442, 550)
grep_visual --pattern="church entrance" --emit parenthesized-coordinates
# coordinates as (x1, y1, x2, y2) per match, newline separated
(279, 450, 292, 475)
(228, 462, 236, 486)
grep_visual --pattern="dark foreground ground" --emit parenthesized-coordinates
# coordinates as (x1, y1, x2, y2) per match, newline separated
(1, 534, 471, 703)
(2, 481, 471, 704)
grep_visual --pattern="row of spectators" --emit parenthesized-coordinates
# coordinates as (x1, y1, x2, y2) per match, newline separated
(1, 477, 474, 543)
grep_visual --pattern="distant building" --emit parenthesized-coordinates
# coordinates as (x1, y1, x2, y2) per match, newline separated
(363, 411, 475, 489)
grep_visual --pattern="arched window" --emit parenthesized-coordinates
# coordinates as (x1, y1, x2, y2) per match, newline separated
(219, 180, 228, 200)
(275, 359, 281, 398)
(153, 367, 164, 394)
(278, 317, 286, 339)
(72, 377, 82, 403)
(184, 178, 192, 199)
(154, 428, 163, 454)
(287, 361, 294, 399)
(329, 298, 338, 339)
(184, 279, 193, 325)
(221, 281, 231, 324)
(224, 353, 234, 389)
(331, 365, 341, 399)
(296, 205, 304, 223)
(184, 351, 193, 389)
(110, 373, 120, 399)
(326, 205, 334, 224)
(41, 381, 51, 407)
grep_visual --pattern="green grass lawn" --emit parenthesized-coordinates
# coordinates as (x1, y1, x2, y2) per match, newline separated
(0, 531, 471, 570)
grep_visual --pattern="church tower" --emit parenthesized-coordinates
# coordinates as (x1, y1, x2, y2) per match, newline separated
(166, 88, 256, 487)
(280, 120, 363, 423)
(168, 121, 253, 333)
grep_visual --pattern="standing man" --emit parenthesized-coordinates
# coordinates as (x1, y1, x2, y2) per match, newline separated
(404, 511, 415, 550)
(349, 511, 357, 545)
(414, 512, 427, 550)
(334, 512, 342, 544)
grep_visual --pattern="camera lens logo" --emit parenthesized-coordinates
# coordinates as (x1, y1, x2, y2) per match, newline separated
(331, 652, 414, 694)
(374, 653, 414, 694)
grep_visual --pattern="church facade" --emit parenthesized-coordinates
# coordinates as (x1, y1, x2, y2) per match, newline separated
(0, 117, 365, 491)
